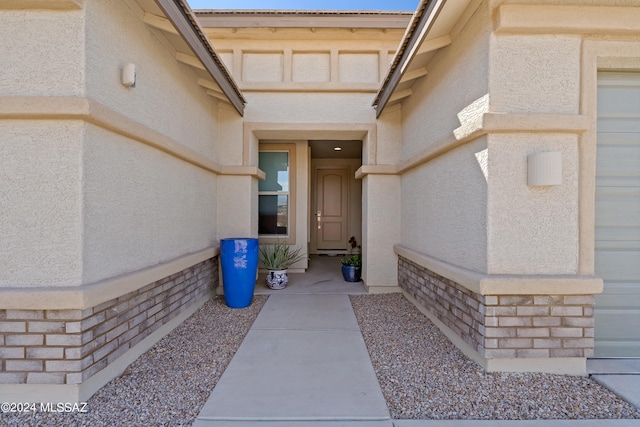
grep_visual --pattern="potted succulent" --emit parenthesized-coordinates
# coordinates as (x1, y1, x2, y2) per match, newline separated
(340, 254, 361, 282)
(259, 240, 306, 290)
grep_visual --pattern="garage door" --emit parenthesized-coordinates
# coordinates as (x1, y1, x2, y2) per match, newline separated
(594, 71, 640, 357)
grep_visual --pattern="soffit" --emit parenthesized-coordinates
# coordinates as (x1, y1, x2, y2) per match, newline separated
(373, 0, 475, 116)
(194, 10, 410, 95)
(132, 0, 245, 115)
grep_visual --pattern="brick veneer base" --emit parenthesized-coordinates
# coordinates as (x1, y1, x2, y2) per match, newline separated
(0, 257, 217, 385)
(398, 256, 594, 359)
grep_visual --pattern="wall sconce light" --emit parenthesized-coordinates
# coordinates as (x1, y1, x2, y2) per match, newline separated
(528, 151, 562, 186)
(121, 63, 136, 88)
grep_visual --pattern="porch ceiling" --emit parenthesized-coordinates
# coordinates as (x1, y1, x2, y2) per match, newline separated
(309, 140, 362, 159)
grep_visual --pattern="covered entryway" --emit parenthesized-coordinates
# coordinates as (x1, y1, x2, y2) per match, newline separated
(594, 71, 640, 357)
(309, 140, 362, 255)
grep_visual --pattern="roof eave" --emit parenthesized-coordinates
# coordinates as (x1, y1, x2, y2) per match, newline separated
(373, 0, 445, 117)
(194, 10, 413, 30)
(154, 0, 246, 116)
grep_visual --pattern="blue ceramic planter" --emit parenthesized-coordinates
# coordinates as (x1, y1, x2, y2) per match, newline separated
(341, 265, 361, 282)
(220, 238, 258, 308)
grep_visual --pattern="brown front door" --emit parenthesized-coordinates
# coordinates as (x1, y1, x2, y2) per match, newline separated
(316, 168, 348, 250)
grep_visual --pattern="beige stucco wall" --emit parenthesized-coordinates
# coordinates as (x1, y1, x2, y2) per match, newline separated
(0, 121, 84, 287)
(489, 35, 581, 115)
(401, 139, 489, 273)
(85, 0, 220, 161)
(485, 6, 584, 275)
(399, 0, 491, 273)
(217, 175, 255, 239)
(487, 1, 640, 279)
(376, 105, 402, 165)
(80, 0, 223, 283)
(362, 174, 401, 290)
(401, 5, 490, 161)
(244, 92, 377, 124)
(82, 123, 218, 284)
(1, 1, 224, 288)
(397, 1, 607, 277)
(486, 133, 579, 275)
(0, 8, 84, 96)
(0, 5, 84, 289)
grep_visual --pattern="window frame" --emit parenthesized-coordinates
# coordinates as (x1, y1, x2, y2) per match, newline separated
(258, 143, 296, 244)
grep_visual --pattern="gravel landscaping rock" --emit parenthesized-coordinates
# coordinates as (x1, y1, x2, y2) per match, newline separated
(350, 293, 640, 420)
(1, 295, 267, 427)
(5, 291, 638, 425)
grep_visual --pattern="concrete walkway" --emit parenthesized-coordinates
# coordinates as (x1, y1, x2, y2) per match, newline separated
(193, 293, 390, 426)
(588, 358, 640, 412)
(194, 255, 640, 427)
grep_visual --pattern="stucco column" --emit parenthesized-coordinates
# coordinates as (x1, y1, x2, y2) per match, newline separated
(361, 173, 401, 293)
(216, 174, 259, 240)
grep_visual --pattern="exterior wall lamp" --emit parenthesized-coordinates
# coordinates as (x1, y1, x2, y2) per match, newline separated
(121, 63, 136, 88)
(527, 152, 562, 186)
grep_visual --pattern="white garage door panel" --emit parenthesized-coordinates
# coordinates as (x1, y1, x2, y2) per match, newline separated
(595, 196, 640, 227)
(595, 144, 640, 176)
(594, 71, 640, 357)
(595, 284, 640, 309)
(595, 252, 640, 281)
(596, 310, 640, 339)
(595, 228, 640, 242)
(598, 120, 640, 133)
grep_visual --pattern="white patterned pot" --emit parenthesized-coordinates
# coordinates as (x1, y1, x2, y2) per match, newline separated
(266, 269, 288, 290)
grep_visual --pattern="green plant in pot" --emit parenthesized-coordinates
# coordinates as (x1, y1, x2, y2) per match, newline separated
(340, 254, 361, 282)
(259, 240, 306, 290)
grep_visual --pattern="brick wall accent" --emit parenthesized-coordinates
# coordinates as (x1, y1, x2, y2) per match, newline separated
(0, 257, 217, 385)
(398, 256, 594, 359)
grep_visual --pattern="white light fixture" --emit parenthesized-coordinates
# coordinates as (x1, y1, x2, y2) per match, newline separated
(121, 63, 136, 88)
(334, 147, 342, 151)
(528, 151, 562, 186)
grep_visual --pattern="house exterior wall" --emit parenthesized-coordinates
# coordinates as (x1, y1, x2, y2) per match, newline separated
(0, 120, 84, 287)
(0, 7, 84, 96)
(209, 27, 404, 288)
(400, 1, 491, 274)
(0, 0, 226, 401)
(82, 123, 218, 284)
(0, 5, 86, 287)
(82, 0, 221, 284)
(486, 132, 580, 275)
(0, 258, 215, 397)
(399, 256, 594, 375)
(395, 0, 640, 373)
(85, 0, 220, 161)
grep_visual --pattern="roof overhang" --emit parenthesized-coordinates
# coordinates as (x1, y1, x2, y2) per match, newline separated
(373, 0, 473, 117)
(138, 0, 246, 115)
(195, 10, 413, 29)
